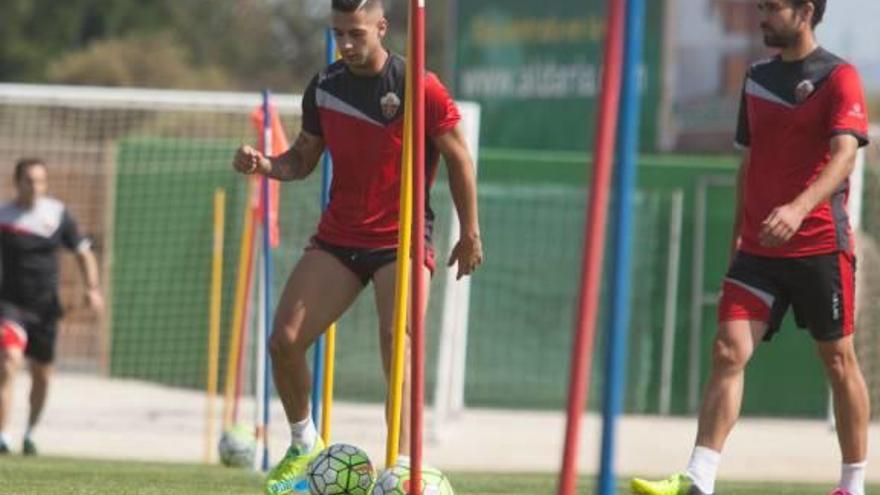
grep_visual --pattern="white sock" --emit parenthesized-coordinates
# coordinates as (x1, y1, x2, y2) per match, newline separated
(840, 461, 866, 495)
(686, 446, 721, 494)
(289, 415, 317, 452)
(24, 425, 33, 440)
(395, 454, 410, 467)
(0, 431, 9, 445)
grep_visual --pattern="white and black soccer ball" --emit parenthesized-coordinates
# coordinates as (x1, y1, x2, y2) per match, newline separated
(217, 424, 256, 468)
(370, 463, 454, 495)
(307, 443, 376, 495)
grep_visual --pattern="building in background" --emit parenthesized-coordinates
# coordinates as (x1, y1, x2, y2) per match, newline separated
(672, 0, 880, 151)
(671, 0, 764, 151)
(450, 0, 880, 153)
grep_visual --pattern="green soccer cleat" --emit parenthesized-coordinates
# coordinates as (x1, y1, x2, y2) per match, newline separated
(22, 438, 37, 456)
(630, 473, 710, 495)
(0, 440, 9, 455)
(264, 437, 325, 495)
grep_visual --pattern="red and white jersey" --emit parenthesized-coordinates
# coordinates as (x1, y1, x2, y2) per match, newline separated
(735, 47, 869, 257)
(301, 52, 461, 249)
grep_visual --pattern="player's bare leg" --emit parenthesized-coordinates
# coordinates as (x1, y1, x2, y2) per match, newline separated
(372, 260, 431, 458)
(23, 360, 51, 455)
(633, 319, 767, 494)
(816, 335, 869, 462)
(265, 249, 363, 494)
(269, 249, 363, 427)
(0, 345, 23, 453)
(695, 319, 767, 450)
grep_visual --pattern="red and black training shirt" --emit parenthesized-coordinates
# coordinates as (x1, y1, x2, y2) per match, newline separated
(735, 47, 869, 257)
(301, 52, 461, 249)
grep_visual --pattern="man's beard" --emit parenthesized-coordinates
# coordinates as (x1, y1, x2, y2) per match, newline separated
(763, 28, 798, 48)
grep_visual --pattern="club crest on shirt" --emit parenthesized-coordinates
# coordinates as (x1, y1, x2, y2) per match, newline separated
(380, 92, 401, 119)
(849, 103, 864, 118)
(795, 79, 815, 103)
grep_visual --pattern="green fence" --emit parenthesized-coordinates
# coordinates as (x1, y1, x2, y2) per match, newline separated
(109, 141, 829, 417)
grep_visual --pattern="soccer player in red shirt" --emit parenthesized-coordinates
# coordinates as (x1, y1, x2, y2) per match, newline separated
(632, 2, 869, 494)
(232, 1, 482, 493)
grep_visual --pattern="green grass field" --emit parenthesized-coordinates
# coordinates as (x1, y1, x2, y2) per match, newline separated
(0, 456, 875, 495)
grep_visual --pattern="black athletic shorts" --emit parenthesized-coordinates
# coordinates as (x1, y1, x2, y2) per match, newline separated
(309, 237, 436, 286)
(717, 251, 855, 341)
(0, 301, 59, 363)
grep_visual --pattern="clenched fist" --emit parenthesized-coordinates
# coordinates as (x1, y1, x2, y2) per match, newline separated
(233, 145, 271, 175)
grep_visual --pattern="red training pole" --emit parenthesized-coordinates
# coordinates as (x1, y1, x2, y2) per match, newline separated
(557, 1, 626, 494)
(409, 0, 427, 493)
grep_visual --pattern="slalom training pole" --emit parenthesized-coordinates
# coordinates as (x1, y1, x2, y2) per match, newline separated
(407, 0, 428, 492)
(313, 27, 340, 444)
(224, 183, 257, 428)
(205, 188, 226, 463)
(557, 0, 626, 493)
(385, 18, 415, 468)
(259, 89, 274, 471)
(597, 0, 646, 492)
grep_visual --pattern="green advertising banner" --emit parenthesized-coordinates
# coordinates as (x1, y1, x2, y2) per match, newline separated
(454, 1, 664, 151)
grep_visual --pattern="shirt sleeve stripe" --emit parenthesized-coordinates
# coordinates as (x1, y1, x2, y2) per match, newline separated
(831, 129, 869, 147)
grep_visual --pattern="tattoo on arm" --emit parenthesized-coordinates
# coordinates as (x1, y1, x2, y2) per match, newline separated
(267, 132, 324, 181)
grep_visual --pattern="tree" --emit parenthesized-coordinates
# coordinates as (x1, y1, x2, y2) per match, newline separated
(0, 0, 171, 81)
(46, 32, 229, 89)
(0, 0, 453, 92)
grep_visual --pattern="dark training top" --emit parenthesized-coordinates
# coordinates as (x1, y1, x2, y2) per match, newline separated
(0, 197, 88, 317)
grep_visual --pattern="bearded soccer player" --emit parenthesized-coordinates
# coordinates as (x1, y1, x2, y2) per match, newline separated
(231, 0, 482, 493)
(0, 158, 104, 456)
(632, 1, 870, 495)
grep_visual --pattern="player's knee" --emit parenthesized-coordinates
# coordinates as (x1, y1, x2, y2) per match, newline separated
(29, 364, 50, 384)
(0, 349, 22, 372)
(819, 345, 856, 382)
(711, 337, 749, 371)
(268, 325, 307, 360)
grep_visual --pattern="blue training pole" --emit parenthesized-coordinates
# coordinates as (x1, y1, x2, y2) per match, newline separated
(310, 28, 336, 429)
(320, 29, 335, 212)
(597, 0, 646, 493)
(261, 88, 274, 471)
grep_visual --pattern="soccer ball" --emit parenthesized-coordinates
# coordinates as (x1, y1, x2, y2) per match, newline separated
(307, 443, 377, 495)
(217, 423, 256, 468)
(370, 463, 454, 495)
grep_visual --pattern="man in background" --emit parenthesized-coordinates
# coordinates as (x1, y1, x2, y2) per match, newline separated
(0, 158, 104, 455)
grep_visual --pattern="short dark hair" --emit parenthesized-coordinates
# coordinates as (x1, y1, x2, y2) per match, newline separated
(332, 0, 382, 13)
(792, 0, 826, 28)
(14, 158, 45, 181)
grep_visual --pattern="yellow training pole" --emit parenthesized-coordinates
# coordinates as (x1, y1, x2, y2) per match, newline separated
(223, 183, 257, 429)
(317, 42, 343, 445)
(385, 35, 415, 468)
(320, 323, 336, 444)
(205, 188, 226, 463)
